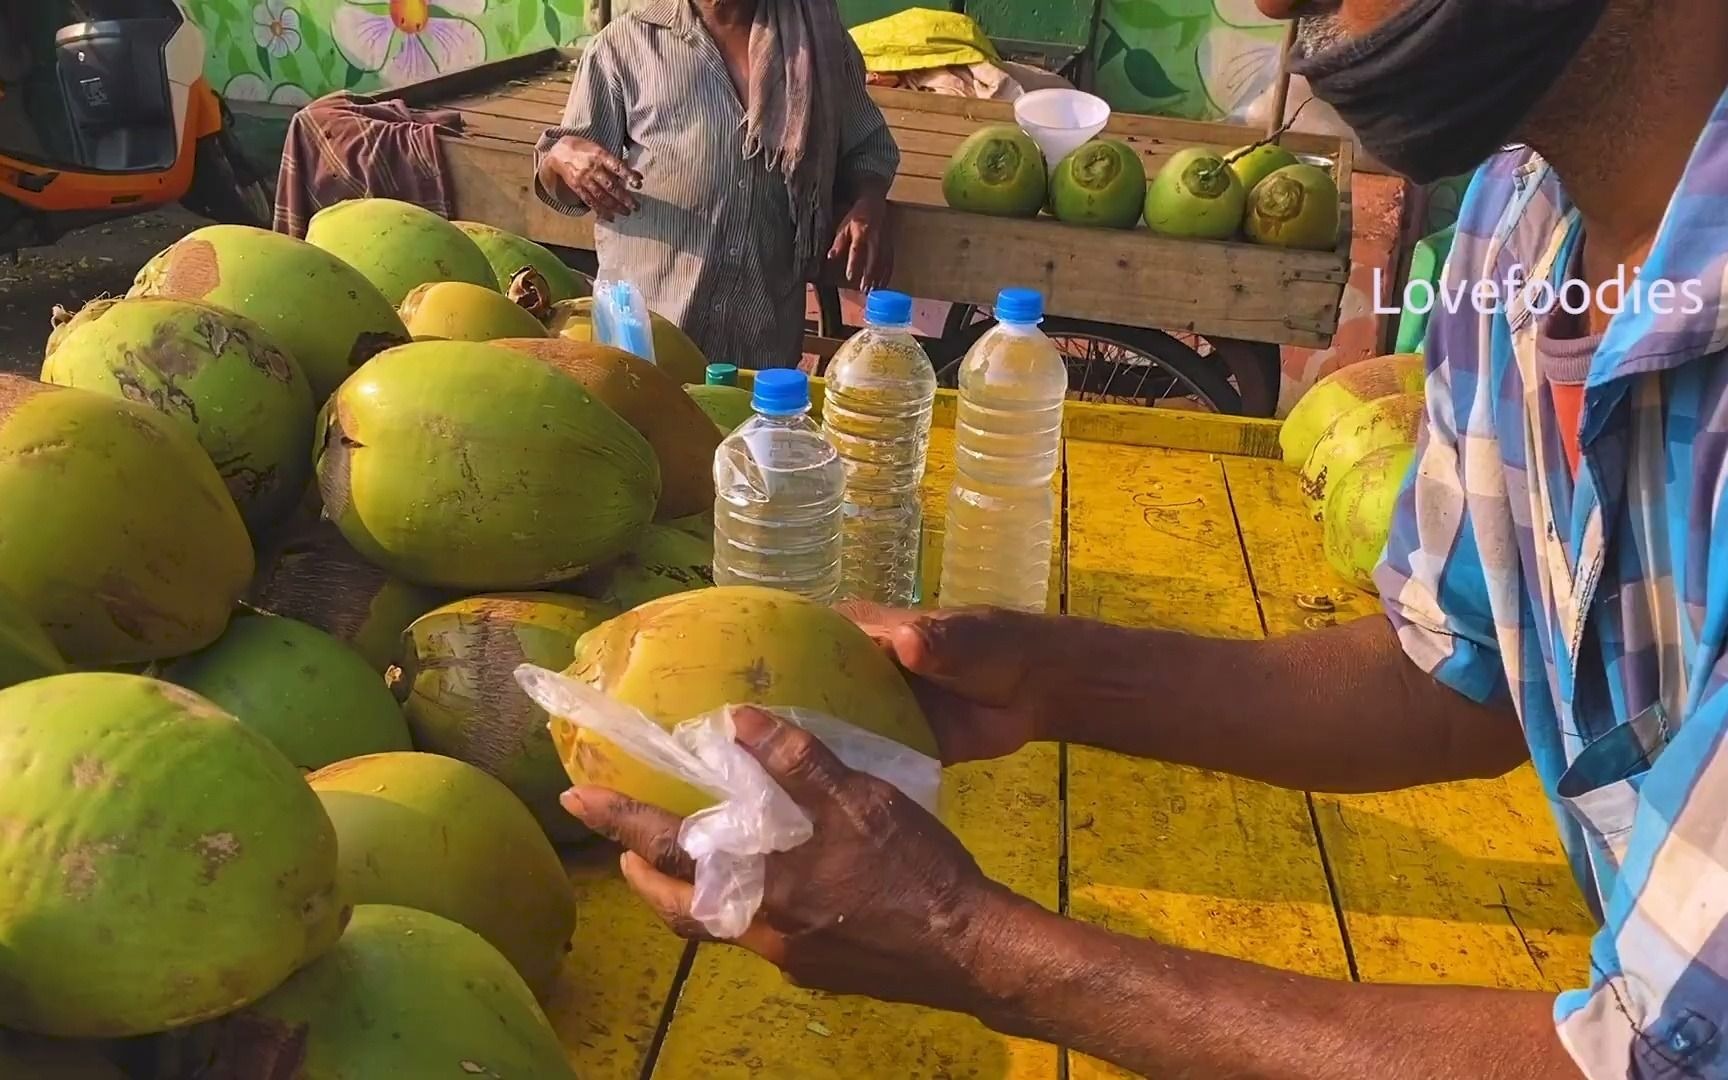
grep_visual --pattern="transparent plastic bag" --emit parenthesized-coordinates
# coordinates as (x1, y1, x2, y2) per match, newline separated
(589, 279, 658, 365)
(514, 664, 941, 940)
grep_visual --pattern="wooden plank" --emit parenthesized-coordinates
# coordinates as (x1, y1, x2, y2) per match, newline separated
(650, 423, 1064, 1079)
(1063, 441, 1350, 1080)
(547, 847, 691, 1078)
(1220, 455, 1596, 990)
(443, 137, 1343, 347)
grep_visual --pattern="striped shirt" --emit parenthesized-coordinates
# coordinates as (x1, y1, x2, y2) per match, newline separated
(534, 0, 900, 369)
(1376, 86, 1728, 1078)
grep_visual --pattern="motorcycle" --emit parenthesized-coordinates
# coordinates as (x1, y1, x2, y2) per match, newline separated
(0, 0, 271, 254)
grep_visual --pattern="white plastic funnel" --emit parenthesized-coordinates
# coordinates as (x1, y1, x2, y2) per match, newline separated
(1015, 88, 1111, 174)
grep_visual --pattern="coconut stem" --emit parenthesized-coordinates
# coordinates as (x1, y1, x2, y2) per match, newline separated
(1223, 98, 1316, 166)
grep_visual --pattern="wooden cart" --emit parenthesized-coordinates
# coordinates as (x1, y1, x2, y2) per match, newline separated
(535, 395, 1594, 1079)
(400, 50, 1354, 417)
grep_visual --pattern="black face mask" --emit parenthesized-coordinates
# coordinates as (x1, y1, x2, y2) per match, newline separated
(1288, 0, 1610, 184)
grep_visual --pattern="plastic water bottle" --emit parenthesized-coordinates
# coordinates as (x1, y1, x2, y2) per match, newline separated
(712, 368, 844, 602)
(823, 290, 937, 607)
(940, 288, 1066, 613)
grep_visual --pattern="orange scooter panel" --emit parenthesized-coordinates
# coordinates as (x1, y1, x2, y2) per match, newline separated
(0, 77, 222, 213)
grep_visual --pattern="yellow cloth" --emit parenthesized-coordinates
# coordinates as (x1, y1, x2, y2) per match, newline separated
(847, 8, 1000, 74)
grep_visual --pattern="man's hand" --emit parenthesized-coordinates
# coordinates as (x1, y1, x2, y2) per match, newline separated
(539, 135, 642, 222)
(827, 192, 893, 291)
(838, 602, 1050, 765)
(564, 706, 1015, 1013)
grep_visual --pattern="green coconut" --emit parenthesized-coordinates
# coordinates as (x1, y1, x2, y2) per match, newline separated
(1299, 393, 1425, 520)
(1145, 148, 1246, 240)
(942, 124, 1047, 218)
(398, 281, 550, 342)
(0, 673, 345, 1037)
(683, 383, 755, 435)
(1226, 142, 1300, 195)
(305, 198, 497, 307)
(666, 509, 714, 542)
(247, 521, 456, 675)
(178, 905, 574, 1079)
(1323, 444, 1417, 593)
(0, 581, 67, 690)
(493, 338, 720, 519)
(456, 220, 593, 302)
(45, 297, 119, 357)
(163, 613, 413, 773)
(1244, 163, 1341, 251)
(1050, 139, 1147, 229)
(570, 524, 714, 610)
(392, 592, 616, 844)
(1279, 353, 1426, 468)
(41, 296, 315, 530)
(0, 377, 253, 665)
(308, 754, 576, 1001)
(315, 341, 661, 591)
(129, 224, 409, 404)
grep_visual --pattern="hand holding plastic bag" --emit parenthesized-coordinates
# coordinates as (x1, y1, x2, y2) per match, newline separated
(514, 664, 942, 940)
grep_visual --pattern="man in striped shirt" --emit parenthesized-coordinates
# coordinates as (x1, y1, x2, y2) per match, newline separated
(569, 2, 1728, 1077)
(535, 0, 900, 370)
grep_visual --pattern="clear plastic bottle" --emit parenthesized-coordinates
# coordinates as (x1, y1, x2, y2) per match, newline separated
(823, 290, 937, 607)
(712, 368, 844, 602)
(940, 288, 1067, 613)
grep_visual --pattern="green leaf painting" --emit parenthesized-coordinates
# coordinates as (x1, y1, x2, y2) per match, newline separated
(1095, 0, 1287, 122)
(188, 0, 589, 104)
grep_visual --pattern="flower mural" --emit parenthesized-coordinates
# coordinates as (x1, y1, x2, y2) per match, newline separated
(187, 0, 586, 102)
(254, 0, 304, 58)
(332, 0, 488, 87)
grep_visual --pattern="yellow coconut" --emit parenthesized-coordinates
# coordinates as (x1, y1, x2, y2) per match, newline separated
(398, 281, 549, 343)
(557, 587, 936, 817)
(547, 298, 708, 385)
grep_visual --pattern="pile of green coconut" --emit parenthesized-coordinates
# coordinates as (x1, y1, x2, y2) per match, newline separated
(942, 123, 1341, 250)
(0, 200, 946, 1077)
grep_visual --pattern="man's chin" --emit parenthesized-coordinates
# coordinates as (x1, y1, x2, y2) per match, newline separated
(1295, 14, 1353, 60)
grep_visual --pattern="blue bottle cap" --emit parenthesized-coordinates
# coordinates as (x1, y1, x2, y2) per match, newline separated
(705, 363, 739, 386)
(995, 288, 1044, 325)
(864, 289, 914, 327)
(752, 368, 810, 415)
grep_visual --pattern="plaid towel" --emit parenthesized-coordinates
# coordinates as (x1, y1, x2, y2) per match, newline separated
(273, 92, 464, 238)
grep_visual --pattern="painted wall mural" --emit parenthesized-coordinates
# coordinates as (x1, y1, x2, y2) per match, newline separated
(185, 0, 587, 105)
(1093, 0, 1284, 123)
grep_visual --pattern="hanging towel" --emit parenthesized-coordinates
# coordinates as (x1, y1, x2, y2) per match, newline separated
(273, 92, 464, 238)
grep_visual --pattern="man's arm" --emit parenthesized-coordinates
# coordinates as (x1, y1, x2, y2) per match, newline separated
(1035, 614, 1527, 793)
(970, 888, 1577, 1080)
(574, 709, 1586, 1080)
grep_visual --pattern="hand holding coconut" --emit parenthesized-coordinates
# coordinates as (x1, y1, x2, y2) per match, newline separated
(540, 136, 644, 222)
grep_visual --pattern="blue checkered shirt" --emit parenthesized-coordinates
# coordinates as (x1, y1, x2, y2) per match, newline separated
(1375, 90, 1728, 1077)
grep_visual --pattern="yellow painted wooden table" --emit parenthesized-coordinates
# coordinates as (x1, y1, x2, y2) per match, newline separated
(538, 399, 1597, 1079)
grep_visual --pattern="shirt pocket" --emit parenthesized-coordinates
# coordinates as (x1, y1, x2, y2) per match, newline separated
(1557, 701, 1670, 878)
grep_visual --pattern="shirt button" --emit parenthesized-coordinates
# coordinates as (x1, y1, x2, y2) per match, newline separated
(738, 178, 747, 189)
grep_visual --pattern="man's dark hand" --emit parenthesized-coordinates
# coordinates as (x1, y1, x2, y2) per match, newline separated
(564, 706, 1018, 1013)
(827, 192, 893, 291)
(540, 135, 642, 222)
(836, 602, 1049, 765)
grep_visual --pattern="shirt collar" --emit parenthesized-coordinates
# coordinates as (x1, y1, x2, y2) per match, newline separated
(628, 0, 690, 30)
(1583, 81, 1728, 391)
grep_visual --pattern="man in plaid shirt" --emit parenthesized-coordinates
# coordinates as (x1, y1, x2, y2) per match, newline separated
(567, 1, 1728, 1075)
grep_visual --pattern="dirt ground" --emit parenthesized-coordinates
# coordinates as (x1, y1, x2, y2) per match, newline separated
(0, 206, 202, 376)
